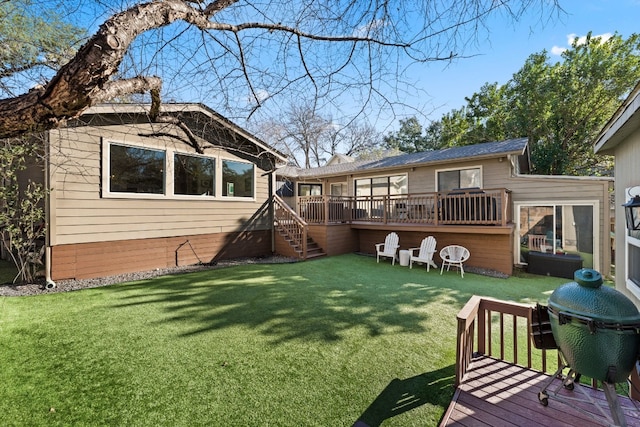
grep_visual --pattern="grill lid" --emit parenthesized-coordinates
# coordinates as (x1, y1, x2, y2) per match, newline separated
(548, 269, 640, 325)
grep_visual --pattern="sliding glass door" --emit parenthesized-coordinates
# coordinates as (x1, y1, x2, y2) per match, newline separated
(518, 203, 596, 269)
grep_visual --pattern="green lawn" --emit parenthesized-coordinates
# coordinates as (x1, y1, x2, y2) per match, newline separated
(0, 254, 569, 426)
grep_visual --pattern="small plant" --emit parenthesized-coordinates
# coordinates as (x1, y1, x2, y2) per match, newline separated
(0, 137, 47, 283)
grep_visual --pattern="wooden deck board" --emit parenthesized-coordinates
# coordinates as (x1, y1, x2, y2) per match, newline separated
(441, 356, 640, 426)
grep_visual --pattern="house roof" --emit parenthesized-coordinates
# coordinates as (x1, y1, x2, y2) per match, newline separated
(594, 80, 640, 154)
(326, 153, 355, 165)
(78, 103, 288, 163)
(278, 137, 529, 179)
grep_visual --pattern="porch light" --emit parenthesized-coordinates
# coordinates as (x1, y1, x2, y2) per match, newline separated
(623, 194, 640, 231)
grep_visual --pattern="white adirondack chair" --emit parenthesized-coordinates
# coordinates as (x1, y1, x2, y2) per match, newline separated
(375, 232, 400, 265)
(440, 245, 470, 278)
(409, 236, 438, 271)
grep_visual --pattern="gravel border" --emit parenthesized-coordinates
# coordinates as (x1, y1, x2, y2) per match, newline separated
(0, 255, 299, 297)
(0, 253, 508, 297)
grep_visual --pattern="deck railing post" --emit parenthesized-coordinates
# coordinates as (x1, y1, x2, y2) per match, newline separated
(477, 303, 487, 355)
(323, 195, 329, 225)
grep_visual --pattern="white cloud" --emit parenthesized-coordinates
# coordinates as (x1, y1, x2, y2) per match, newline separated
(550, 32, 614, 56)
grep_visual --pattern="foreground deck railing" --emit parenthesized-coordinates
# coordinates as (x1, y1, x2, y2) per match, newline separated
(455, 295, 640, 405)
(297, 188, 512, 226)
(455, 296, 561, 387)
(454, 295, 631, 391)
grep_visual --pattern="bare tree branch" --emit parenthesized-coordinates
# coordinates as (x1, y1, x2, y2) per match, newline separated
(0, 0, 561, 139)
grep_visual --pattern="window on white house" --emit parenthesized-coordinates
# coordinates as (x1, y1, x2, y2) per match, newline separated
(437, 167, 481, 192)
(109, 144, 165, 194)
(174, 153, 215, 196)
(222, 159, 254, 197)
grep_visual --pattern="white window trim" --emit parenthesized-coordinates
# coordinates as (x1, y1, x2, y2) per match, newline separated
(352, 173, 409, 196)
(102, 140, 167, 199)
(295, 181, 325, 197)
(102, 139, 256, 201)
(435, 165, 483, 192)
(330, 182, 347, 197)
(624, 186, 640, 299)
(173, 151, 217, 199)
(626, 234, 640, 300)
(514, 200, 600, 272)
(220, 156, 256, 201)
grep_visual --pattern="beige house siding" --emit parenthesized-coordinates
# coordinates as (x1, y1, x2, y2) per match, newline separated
(48, 124, 272, 247)
(286, 155, 610, 276)
(507, 175, 611, 276)
(602, 131, 640, 304)
(303, 158, 513, 196)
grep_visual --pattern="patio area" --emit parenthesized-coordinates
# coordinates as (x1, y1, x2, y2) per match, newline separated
(447, 295, 640, 426)
(441, 355, 640, 426)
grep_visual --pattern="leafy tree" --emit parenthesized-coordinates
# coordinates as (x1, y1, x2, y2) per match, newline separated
(0, 0, 560, 140)
(383, 117, 441, 153)
(0, 1, 85, 97)
(434, 32, 640, 175)
(0, 2, 83, 281)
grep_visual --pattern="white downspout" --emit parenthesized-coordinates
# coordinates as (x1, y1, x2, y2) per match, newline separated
(44, 135, 56, 289)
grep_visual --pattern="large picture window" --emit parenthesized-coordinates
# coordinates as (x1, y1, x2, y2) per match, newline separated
(109, 144, 165, 194)
(174, 153, 215, 196)
(222, 159, 254, 198)
(104, 140, 256, 200)
(437, 167, 481, 192)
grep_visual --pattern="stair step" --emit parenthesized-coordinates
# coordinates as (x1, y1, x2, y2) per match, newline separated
(306, 252, 327, 259)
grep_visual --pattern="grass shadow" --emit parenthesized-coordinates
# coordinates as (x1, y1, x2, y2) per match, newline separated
(353, 364, 455, 426)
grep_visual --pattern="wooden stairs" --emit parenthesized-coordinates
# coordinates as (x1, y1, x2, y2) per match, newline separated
(273, 195, 326, 260)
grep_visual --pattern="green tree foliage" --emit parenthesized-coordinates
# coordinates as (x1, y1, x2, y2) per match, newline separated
(0, 1, 85, 97)
(434, 32, 640, 175)
(383, 117, 441, 153)
(0, 1, 82, 280)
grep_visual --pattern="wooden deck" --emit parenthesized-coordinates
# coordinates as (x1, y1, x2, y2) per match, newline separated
(441, 355, 640, 426)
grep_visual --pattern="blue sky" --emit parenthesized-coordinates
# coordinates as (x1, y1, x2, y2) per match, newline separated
(407, 0, 639, 122)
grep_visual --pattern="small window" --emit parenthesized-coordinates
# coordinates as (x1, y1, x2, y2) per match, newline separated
(298, 183, 322, 196)
(437, 167, 481, 192)
(330, 183, 347, 196)
(109, 144, 165, 194)
(355, 175, 408, 197)
(222, 159, 254, 197)
(174, 153, 215, 196)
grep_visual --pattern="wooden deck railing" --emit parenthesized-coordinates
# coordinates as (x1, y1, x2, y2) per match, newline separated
(273, 195, 307, 258)
(455, 295, 640, 396)
(455, 296, 560, 387)
(297, 188, 512, 226)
